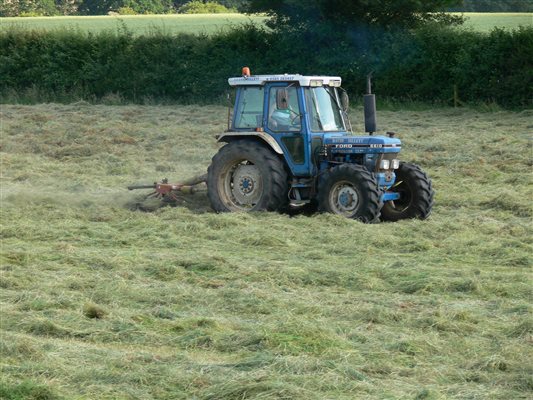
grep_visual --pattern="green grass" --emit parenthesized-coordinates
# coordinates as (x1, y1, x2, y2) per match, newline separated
(1, 103, 532, 399)
(0, 12, 530, 35)
(0, 14, 267, 35)
(460, 12, 532, 31)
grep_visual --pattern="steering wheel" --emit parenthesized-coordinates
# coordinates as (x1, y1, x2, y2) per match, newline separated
(288, 108, 300, 124)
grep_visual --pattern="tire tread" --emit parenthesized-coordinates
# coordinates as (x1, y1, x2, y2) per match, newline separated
(317, 164, 382, 223)
(207, 140, 288, 212)
(381, 162, 434, 221)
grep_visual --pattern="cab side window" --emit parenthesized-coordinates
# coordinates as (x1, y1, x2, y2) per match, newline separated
(234, 87, 264, 129)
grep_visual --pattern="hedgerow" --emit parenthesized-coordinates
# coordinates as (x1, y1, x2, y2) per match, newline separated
(0, 24, 531, 106)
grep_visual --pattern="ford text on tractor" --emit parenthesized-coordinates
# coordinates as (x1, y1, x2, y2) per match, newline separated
(129, 67, 434, 222)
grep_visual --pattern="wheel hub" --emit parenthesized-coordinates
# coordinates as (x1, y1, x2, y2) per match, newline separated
(339, 191, 354, 207)
(231, 164, 262, 206)
(330, 183, 360, 216)
(239, 176, 255, 194)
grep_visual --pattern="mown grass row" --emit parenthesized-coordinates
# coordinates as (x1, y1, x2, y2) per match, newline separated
(1, 104, 532, 399)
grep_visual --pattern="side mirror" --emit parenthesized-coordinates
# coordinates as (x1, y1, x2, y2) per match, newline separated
(340, 90, 349, 112)
(276, 88, 289, 110)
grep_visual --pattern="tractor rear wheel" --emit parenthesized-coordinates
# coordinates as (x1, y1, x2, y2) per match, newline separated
(318, 164, 382, 222)
(207, 140, 288, 212)
(381, 162, 434, 221)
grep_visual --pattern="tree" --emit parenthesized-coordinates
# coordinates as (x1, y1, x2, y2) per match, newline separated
(218, 0, 247, 11)
(247, 0, 464, 30)
(0, 0, 58, 16)
(78, 0, 122, 14)
(55, 0, 82, 15)
(123, 0, 174, 14)
(178, 0, 236, 13)
(78, 0, 173, 14)
(449, 0, 533, 12)
(172, 0, 247, 12)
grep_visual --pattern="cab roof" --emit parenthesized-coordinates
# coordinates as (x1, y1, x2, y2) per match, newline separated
(228, 74, 342, 87)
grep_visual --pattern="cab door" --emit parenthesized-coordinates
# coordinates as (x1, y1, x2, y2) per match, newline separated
(264, 83, 310, 176)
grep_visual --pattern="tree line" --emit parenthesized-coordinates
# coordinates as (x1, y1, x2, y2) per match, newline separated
(1, 0, 531, 17)
(0, 0, 246, 16)
(1, 0, 531, 107)
(451, 0, 532, 12)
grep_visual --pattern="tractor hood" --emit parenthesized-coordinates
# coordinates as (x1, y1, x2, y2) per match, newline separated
(324, 135, 401, 154)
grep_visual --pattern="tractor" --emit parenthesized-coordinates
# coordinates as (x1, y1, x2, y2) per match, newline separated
(130, 67, 434, 222)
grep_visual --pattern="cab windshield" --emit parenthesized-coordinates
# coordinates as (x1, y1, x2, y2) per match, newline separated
(304, 87, 345, 132)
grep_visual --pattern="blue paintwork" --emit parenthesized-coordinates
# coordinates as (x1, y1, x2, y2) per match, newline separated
(382, 192, 401, 201)
(231, 83, 403, 193)
(325, 136, 401, 144)
(324, 135, 401, 147)
(375, 172, 396, 189)
(262, 83, 311, 176)
(339, 192, 351, 207)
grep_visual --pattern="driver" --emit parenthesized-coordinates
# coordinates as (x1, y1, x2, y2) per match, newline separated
(270, 107, 292, 127)
(269, 88, 301, 131)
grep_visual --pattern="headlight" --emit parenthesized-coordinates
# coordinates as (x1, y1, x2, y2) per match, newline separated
(380, 159, 390, 169)
(310, 79, 323, 87)
(391, 159, 400, 169)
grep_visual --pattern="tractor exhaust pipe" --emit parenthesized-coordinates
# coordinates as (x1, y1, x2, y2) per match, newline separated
(364, 73, 377, 135)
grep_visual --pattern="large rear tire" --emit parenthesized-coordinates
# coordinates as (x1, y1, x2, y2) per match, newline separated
(317, 164, 382, 222)
(381, 162, 434, 221)
(207, 140, 288, 212)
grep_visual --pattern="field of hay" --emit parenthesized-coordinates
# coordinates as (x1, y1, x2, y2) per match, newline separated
(0, 14, 267, 35)
(0, 103, 532, 399)
(0, 12, 531, 35)
(460, 12, 532, 31)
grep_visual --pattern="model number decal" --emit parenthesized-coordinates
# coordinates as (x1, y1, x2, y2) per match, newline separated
(332, 143, 387, 148)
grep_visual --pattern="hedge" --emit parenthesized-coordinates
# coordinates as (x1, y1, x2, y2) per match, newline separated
(1, 24, 531, 107)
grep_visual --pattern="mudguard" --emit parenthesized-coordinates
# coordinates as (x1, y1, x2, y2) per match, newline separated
(216, 132, 284, 155)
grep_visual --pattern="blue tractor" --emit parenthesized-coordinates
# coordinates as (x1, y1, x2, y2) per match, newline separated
(207, 67, 434, 222)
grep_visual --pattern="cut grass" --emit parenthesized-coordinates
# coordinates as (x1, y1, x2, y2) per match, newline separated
(459, 12, 533, 31)
(0, 103, 532, 399)
(0, 14, 267, 36)
(0, 12, 530, 36)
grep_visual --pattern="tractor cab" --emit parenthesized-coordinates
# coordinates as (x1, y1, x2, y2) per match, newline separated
(225, 72, 355, 175)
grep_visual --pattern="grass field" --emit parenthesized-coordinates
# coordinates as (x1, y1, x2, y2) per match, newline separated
(1, 103, 531, 399)
(0, 12, 531, 35)
(460, 12, 532, 31)
(0, 14, 267, 35)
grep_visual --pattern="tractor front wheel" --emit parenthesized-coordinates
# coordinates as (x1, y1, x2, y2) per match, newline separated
(207, 140, 288, 212)
(318, 164, 382, 222)
(381, 162, 434, 221)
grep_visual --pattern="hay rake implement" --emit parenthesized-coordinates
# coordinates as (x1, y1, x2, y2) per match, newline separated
(127, 173, 207, 202)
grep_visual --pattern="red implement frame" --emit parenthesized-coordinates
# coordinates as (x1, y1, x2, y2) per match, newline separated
(127, 174, 207, 201)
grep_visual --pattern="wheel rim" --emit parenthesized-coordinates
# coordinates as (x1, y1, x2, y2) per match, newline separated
(220, 160, 263, 211)
(329, 181, 361, 217)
